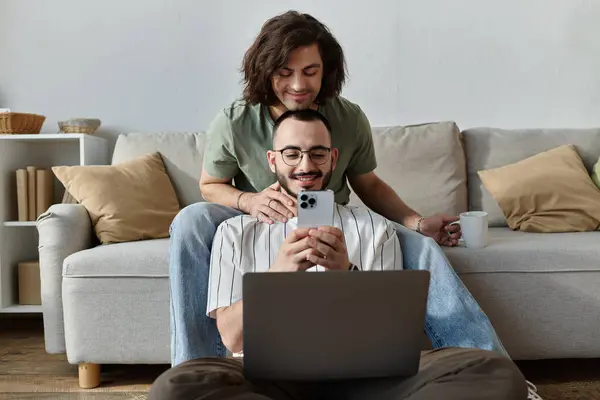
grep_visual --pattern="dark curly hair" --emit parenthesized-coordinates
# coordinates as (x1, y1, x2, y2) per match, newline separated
(241, 11, 347, 106)
(273, 109, 333, 141)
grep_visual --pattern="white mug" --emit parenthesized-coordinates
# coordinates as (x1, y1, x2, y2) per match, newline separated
(450, 211, 489, 248)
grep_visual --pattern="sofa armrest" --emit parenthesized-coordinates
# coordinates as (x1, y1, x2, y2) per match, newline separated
(37, 204, 93, 354)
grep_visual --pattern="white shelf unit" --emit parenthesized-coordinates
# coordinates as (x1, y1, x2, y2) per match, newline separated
(0, 133, 109, 313)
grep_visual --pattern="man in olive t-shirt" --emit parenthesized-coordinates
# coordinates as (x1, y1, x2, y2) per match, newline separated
(167, 11, 515, 394)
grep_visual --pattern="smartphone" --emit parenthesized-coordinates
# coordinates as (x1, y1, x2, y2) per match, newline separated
(297, 189, 335, 228)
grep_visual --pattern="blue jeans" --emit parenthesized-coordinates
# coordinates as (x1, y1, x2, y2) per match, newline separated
(392, 222, 508, 357)
(169, 202, 508, 366)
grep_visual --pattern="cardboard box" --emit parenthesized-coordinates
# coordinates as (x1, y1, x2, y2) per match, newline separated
(18, 261, 41, 305)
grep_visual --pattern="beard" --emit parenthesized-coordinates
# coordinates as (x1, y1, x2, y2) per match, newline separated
(282, 98, 313, 111)
(278, 91, 318, 112)
(275, 166, 333, 197)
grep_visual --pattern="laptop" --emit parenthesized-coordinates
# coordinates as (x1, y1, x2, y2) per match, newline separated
(242, 269, 430, 381)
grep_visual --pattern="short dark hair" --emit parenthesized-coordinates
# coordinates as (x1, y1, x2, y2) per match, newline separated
(272, 109, 332, 143)
(241, 10, 347, 106)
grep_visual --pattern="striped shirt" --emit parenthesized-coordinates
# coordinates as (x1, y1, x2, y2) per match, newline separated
(207, 204, 403, 318)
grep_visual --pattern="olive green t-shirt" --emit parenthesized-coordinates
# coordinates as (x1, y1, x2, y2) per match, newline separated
(202, 96, 377, 205)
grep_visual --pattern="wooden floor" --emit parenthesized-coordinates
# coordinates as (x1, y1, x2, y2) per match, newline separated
(0, 315, 168, 399)
(2, 315, 600, 399)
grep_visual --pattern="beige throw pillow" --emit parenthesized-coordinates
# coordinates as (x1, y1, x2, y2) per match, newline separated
(478, 144, 600, 233)
(52, 152, 180, 244)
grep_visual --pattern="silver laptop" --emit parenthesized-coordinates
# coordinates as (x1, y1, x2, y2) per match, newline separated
(242, 270, 430, 381)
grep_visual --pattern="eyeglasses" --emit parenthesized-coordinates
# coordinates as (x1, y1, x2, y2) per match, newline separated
(274, 147, 331, 166)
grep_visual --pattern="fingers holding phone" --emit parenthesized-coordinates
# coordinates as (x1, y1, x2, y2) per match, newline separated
(268, 228, 320, 272)
(295, 190, 349, 270)
(306, 226, 351, 270)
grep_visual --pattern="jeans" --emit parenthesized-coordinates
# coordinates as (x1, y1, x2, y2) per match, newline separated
(392, 222, 508, 357)
(169, 202, 508, 367)
(169, 203, 242, 366)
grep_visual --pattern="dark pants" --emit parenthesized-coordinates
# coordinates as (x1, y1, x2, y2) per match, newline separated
(149, 347, 528, 400)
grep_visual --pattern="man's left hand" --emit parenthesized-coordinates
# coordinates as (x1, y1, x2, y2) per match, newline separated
(418, 214, 462, 247)
(306, 226, 351, 270)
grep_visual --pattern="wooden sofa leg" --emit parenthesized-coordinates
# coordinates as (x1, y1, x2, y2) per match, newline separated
(78, 362, 101, 388)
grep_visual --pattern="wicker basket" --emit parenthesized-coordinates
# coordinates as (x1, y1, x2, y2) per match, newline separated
(58, 118, 101, 135)
(59, 125, 98, 134)
(0, 112, 46, 134)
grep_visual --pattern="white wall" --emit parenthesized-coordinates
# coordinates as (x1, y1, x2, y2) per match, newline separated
(2, 0, 600, 147)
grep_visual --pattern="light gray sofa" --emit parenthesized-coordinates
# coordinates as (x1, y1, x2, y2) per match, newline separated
(37, 121, 600, 388)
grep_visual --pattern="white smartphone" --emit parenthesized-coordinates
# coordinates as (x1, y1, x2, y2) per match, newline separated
(297, 189, 335, 228)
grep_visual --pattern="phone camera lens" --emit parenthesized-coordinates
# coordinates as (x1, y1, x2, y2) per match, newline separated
(308, 198, 316, 205)
(300, 202, 308, 209)
(300, 194, 308, 201)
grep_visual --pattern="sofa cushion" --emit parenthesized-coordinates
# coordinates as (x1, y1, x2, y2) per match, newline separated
(63, 275, 170, 364)
(112, 132, 206, 207)
(463, 127, 600, 226)
(478, 145, 600, 233)
(349, 121, 468, 217)
(444, 227, 600, 359)
(444, 227, 600, 274)
(52, 153, 180, 244)
(63, 239, 169, 277)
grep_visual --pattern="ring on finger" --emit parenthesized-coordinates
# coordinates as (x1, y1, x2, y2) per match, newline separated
(268, 199, 275, 208)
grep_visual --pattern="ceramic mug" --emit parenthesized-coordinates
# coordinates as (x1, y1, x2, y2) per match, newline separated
(450, 211, 489, 248)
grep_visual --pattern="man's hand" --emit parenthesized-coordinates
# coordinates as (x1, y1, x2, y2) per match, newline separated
(269, 228, 319, 272)
(306, 226, 351, 270)
(418, 214, 462, 247)
(242, 182, 297, 224)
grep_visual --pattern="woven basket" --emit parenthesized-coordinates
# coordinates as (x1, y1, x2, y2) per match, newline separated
(59, 125, 97, 134)
(0, 112, 46, 134)
(58, 118, 101, 135)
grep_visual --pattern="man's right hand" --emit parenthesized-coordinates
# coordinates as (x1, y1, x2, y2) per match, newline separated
(268, 228, 320, 272)
(243, 182, 297, 224)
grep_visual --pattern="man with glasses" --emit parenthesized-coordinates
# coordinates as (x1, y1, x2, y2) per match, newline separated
(149, 109, 528, 400)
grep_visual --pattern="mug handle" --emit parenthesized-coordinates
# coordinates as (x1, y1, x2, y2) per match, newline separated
(447, 220, 464, 244)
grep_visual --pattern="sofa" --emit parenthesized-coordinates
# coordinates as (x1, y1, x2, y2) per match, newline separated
(36, 121, 600, 388)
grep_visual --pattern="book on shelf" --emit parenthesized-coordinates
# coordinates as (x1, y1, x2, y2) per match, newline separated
(26, 166, 36, 220)
(15, 166, 54, 222)
(16, 169, 28, 221)
(36, 169, 54, 217)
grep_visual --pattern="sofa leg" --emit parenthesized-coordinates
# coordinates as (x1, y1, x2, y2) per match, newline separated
(78, 362, 101, 388)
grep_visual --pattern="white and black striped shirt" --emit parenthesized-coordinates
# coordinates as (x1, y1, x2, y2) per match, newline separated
(206, 204, 403, 318)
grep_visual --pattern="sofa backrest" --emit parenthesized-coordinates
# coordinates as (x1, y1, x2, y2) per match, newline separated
(348, 121, 468, 217)
(111, 125, 600, 226)
(463, 127, 600, 226)
(112, 132, 207, 207)
(110, 121, 469, 218)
